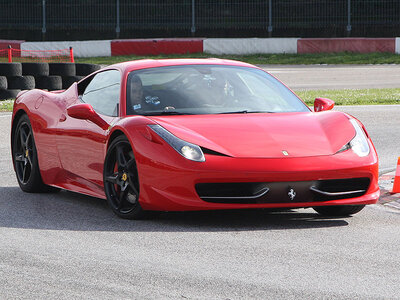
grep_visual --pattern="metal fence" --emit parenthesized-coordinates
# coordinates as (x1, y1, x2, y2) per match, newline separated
(0, 0, 399, 40)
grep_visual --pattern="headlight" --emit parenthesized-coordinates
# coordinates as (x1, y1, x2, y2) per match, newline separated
(148, 125, 205, 162)
(337, 119, 370, 157)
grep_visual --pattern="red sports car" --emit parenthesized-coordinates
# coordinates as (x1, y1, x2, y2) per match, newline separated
(11, 59, 379, 219)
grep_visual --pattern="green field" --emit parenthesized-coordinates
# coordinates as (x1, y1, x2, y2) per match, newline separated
(296, 88, 400, 106)
(2, 52, 400, 65)
(0, 99, 13, 112)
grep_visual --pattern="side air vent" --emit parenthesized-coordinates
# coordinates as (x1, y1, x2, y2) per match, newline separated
(200, 147, 230, 157)
(196, 182, 269, 203)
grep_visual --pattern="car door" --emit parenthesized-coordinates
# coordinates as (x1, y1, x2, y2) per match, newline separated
(56, 69, 121, 194)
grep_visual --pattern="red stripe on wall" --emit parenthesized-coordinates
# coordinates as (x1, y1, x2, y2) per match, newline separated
(298, 38, 395, 54)
(0, 40, 24, 50)
(0, 40, 24, 58)
(111, 39, 204, 56)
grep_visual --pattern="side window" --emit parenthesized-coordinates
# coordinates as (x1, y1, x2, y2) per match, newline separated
(80, 70, 120, 117)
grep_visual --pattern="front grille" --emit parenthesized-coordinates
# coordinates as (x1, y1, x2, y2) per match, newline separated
(195, 182, 270, 204)
(195, 178, 370, 204)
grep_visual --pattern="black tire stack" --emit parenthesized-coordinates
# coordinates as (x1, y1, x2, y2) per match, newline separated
(0, 63, 22, 100)
(0, 62, 101, 100)
(23, 62, 50, 91)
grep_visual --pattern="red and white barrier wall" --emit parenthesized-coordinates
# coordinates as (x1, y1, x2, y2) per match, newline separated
(297, 38, 396, 54)
(0, 40, 24, 51)
(203, 38, 298, 54)
(3, 38, 400, 57)
(111, 38, 203, 56)
(21, 40, 112, 57)
(396, 38, 400, 54)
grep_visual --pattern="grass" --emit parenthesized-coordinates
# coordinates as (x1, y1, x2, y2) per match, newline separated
(296, 88, 400, 106)
(0, 99, 14, 112)
(74, 52, 400, 65)
(1, 88, 399, 112)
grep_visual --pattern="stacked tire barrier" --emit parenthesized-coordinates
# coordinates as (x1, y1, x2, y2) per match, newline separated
(0, 63, 22, 100)
(0, 62, 101, 100)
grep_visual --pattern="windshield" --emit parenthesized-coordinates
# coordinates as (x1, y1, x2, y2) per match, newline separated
(126, 65, 309, 116)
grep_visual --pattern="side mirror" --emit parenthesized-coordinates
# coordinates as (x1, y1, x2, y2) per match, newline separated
(67, 103, 109, 130)
(314, 98, 335, 112)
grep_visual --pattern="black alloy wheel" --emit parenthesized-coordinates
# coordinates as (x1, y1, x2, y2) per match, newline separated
(104, 135, 146, 219)
(12, 114, 58, 192)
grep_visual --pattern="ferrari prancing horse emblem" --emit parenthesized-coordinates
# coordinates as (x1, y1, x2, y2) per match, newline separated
(288, 188, 296, 201)
(122, 173, 128, 182)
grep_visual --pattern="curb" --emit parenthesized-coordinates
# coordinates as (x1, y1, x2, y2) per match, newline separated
(378, 171, 400, 210)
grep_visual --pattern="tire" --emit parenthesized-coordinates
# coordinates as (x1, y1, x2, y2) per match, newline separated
(313, 205, 365, 217)
(0, 89, 20, 100)
(103, 135, 147, 219)
(62, 75, 84, 89)
(49, 63, 76, 77)
(0, 76, 7, 90)
(7, 76, 35, 90)
(35, 75, 62, 91)
(0, 63, 22, 77)
(12, 114, 59, 193)
(75, 63, 101, 76)
(21, 63, 49, 76)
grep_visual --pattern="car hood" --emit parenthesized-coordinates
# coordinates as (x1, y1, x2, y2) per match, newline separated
(149, 111, 355, 158)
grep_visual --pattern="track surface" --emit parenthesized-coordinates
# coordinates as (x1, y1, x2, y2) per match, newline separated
(1, 103, 400, 299)
(335, 105, 400, 173)
(264, 64, 400, 90)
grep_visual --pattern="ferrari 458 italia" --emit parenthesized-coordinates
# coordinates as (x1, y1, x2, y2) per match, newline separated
(11, 59, 379, 219)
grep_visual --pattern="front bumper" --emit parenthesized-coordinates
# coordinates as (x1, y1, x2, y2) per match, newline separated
(195, 177, 371, 204)
(135, 141, 379, 211)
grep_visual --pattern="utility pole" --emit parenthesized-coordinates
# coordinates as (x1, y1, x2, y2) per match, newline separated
(191, 0, 196, 36)
(268, 0, 273, 37)
(346, 0, 352, 37)
(116, 0, 121, 39)
(42, 0, 46, 41)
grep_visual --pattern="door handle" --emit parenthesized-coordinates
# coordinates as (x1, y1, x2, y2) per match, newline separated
(59, 114, 67, 122)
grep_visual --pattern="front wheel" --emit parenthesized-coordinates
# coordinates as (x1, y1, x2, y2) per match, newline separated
(103, 135, 146, 219)
(313, 205, 365, 217)
(12, 114, 59, 193)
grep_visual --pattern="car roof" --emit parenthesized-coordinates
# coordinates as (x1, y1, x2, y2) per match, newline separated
(105, 58, 258, 74)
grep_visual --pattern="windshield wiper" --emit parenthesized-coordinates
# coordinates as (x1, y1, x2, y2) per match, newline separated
(142, 111, 193, 116)
(218, 110, 274, 114)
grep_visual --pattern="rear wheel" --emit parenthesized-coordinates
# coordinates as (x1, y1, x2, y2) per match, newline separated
(103, 135, 146, 219)
(313, 205, 365, 217)
(12, 114, 59, 192)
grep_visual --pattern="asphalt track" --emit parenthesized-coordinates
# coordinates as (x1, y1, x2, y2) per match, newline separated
(264, 64, 400, 90)
(335, 105, 400, 173)
(1, 65, 400, 299)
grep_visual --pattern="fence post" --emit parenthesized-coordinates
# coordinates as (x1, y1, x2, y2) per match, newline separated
(267, 0, 273, 37)
(191, 0, 196, 35)
(346, 0, 352, 36)
(69, 47, 75, 63)
(116, 0, 121, 39)
(42, 0, 47, 41)
(7, 45, 12, 63)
